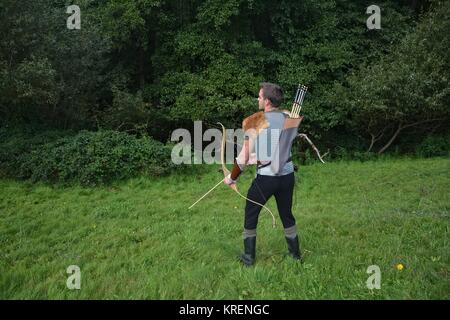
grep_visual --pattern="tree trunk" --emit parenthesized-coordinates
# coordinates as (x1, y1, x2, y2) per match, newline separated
(378, 123, 403, 154)
(377, 118, 444, 154)
(367, 130, 384, 153)
(366, 130, 384, 153)
(368, 134, 376, 153)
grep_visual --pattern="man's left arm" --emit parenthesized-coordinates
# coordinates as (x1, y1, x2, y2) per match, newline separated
(224, 138, 252, 186)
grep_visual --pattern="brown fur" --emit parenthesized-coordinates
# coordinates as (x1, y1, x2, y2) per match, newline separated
(242, 110, 295, 137)
(242, 111, 268, 137)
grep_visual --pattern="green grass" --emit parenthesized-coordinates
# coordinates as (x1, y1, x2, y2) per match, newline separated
(1, 157, 449, 299)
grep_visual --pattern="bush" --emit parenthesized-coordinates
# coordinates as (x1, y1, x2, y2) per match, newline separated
(0, 125, 74, 177)
(7, 129, 174, 186)
(416, 135, 450, 158)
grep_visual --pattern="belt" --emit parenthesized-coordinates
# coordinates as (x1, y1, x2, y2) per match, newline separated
(257, 157, 292, 170)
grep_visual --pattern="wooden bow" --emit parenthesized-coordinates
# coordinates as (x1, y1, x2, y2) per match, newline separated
(218, 122, 276, 228)
(188, 123, 276, 228)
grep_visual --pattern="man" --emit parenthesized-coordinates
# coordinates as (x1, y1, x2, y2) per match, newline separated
(224, 82, 303, 266)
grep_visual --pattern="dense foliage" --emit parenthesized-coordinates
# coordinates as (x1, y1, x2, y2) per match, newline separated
(0, 128, 174, 185)
(0, 0, 448, 183)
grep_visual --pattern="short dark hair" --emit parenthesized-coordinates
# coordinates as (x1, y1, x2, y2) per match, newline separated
(259, 82, 284, 107)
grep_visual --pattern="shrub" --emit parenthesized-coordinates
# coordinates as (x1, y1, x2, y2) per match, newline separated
(416, 135, 450, 158)
(13, 130, 174, 186)
(0, 125, 74, 177)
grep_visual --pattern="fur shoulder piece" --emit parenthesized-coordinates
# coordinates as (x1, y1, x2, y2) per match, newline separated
(242, 111, 269, 137)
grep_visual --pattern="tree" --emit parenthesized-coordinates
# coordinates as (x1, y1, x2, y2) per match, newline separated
(335, 0, 450, 154)
(0, 0, 111, 128)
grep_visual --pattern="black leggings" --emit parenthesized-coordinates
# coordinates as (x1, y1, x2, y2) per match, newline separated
(244, 172, 296, 230)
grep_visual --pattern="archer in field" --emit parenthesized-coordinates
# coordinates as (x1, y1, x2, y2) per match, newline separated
(223, 82, 306, 266)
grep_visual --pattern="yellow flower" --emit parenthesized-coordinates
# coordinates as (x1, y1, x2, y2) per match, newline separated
(396, 263, 404, 271)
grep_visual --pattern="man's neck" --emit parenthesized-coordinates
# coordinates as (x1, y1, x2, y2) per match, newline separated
(264, 106, 278, 112)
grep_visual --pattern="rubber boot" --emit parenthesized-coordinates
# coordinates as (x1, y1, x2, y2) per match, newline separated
(285, 235, 302, 260)
(239, 236, 256, 266)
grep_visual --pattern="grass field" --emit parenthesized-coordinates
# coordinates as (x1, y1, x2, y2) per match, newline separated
(0, 157, 449, 299)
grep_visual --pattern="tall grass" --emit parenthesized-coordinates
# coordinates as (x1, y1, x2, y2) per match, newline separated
(0, 157, 449, 299)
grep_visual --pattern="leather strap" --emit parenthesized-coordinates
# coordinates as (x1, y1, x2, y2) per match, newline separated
(257, 157, 292, 170)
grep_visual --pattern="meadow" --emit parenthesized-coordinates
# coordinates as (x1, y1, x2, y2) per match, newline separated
(1, 157, 449, 299)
